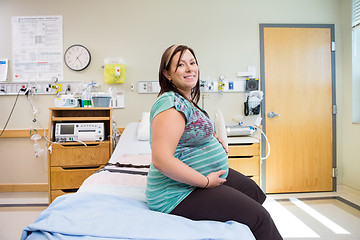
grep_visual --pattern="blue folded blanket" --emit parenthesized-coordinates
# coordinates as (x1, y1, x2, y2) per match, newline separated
(21, 191, 254, 240)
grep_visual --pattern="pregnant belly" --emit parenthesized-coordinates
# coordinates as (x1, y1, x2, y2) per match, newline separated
(177, 138, 229, 177)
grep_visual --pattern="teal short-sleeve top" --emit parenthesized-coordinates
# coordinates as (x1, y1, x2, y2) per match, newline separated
(145, 91, 229, 213)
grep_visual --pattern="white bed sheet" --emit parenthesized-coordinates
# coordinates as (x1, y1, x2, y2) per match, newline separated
(109, 122, 151, 164)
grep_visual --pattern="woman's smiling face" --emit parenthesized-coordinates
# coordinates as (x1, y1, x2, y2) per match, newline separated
(164, 49, 199, 98)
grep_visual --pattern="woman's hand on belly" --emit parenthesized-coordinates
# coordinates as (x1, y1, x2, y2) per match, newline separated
(205, 170, 227, 188)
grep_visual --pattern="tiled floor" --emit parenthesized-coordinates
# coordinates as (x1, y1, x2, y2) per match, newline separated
(266, 185, 360, 239)
(265, 197, 360, 239)
(1, 186, 360, 240)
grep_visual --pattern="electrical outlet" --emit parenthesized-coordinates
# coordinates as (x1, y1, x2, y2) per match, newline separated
(137, 81, 160, 94)
(229, 82, 234, 90)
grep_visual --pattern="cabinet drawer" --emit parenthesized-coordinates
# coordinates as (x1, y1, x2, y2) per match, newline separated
(228, 143, 259, 157)
(228, 157, 260, 176)
(50, 141, 110, 167)
(50, 165, 104, 189)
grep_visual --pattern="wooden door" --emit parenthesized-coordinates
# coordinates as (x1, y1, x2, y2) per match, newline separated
(260, 25, 335, 193)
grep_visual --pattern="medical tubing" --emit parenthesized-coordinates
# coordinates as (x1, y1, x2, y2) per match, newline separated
(44, 128, 87, 155)
(252, 126, 270, 160)
(73, 139, 87, 147)
(0, 88, 22, 137)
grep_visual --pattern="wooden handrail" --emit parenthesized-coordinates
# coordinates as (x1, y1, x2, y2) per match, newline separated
(0, 129, 47, 138)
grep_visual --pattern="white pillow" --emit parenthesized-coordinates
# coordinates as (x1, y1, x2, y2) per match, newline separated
(137, 112, 150, 141)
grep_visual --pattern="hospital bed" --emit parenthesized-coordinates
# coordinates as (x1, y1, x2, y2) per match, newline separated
(21, 121, 255, 240)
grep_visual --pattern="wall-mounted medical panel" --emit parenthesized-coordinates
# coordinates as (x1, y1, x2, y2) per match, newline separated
(200, 79, 246, 93)
(0, 82, 83, 95)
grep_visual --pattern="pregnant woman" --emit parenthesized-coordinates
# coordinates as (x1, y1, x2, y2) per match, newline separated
(145, 44, 282, 240)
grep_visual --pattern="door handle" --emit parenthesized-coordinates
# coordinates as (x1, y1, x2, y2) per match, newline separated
(268, 111, 280, 119)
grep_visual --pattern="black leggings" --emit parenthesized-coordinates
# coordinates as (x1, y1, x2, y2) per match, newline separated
(170, 168, 283, 240)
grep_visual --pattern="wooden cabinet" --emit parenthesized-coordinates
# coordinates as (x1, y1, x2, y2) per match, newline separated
(228, 138, 260, 186)
(47, 108, 113, 203)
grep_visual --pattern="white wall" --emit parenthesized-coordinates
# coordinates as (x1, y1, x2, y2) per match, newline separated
(1, 0, 357, 191)
(338, 0, 360, 191)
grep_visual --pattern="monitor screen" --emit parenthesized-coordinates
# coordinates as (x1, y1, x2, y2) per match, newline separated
(60, 125, 74, 135)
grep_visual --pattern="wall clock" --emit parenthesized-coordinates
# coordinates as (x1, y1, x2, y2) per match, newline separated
(64, 44, 91, 71)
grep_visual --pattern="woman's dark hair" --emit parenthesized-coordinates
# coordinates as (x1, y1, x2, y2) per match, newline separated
(158, 44, 201, 104)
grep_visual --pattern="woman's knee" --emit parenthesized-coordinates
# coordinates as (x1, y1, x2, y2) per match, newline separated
(226, 169, 266, 203)
(248, 180, 266, 204)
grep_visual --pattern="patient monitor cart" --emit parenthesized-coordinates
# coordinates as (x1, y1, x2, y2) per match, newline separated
(47, 108, 113, 203)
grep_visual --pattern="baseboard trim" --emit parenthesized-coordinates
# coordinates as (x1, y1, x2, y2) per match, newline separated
(0, 203, 48, 208)
(0, 183, 48, 192)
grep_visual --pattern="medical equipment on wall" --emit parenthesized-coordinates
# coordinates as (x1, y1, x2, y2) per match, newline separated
(245, 78, 259, 91)
(54, 95, 79, 107)
(103, 57, 125, 84)
(55, 122, 105, 142)
(218, 75, 226, 92)
(244, 90, 263, 116)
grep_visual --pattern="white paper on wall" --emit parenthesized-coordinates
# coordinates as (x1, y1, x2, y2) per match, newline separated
(12, 15, 63, 82)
